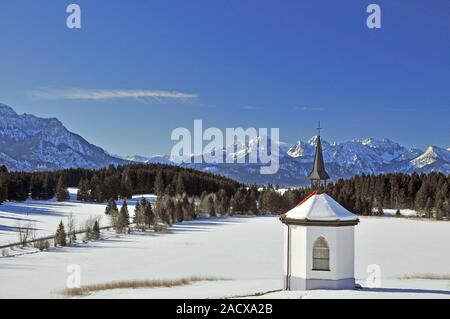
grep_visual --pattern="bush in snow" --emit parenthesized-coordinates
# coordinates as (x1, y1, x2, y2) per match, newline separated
(92, 221, 101, 240)
(34, 239, 50, 251)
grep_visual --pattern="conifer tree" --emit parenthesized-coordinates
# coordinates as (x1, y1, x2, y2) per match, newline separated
(77, 178, 90, 201)
(54, 221, 67, 247)
(175, 173, 185, 195)
(424, 197, 433, 218)
(165, 197, 175, 225)
(134, 199, 146, 230)
(154, 171, 165, 196)
(144, 199, 155, 227)
(116, 201, 130, 233)
(0, 171, 8, 205)
(415, 181, 429, 212)
(175, 199, 183, 222)
(56, 176, 70, 202)
(105, 198, 119, 215)
(207, 196, 215, 217)
(165, 183, 176, 197)
(120, 172, 133, 199)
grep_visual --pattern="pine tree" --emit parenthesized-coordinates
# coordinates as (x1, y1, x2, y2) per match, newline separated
(144, 199, 155, 227)
(8, 177, 28, 201)
(165, 183, 175, 197)
(77, 178, 90, 201)
(0, 171, 8, 205)
(120, 172, 133, 199)
(207, 196, 215, 217)
(56, 176, 70, 202)
(116, 201, 130, 233)
(105, 198, 119, 215)
(175, 199, 183, 222)
(134, 198, 146, 230)
(30, 175, 44, 200)
(247, 189, 258, 215)
(415, 181, 429, 212)
(154, 171, 165, 196)
(424, 197, 434, 218)
(175, 173, 185, 195)
(54, 221, 67, 247)
(165, 197, 175, 225)
(434, 185, 446, 213)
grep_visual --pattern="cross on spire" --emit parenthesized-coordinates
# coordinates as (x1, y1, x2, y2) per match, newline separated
(317, 120, 322, 137)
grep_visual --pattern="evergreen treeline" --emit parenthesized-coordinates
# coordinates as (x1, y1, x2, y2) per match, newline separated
(1, 163, 449, 218)
(258, 172, 450, 218)
(0, 164, 242, 203)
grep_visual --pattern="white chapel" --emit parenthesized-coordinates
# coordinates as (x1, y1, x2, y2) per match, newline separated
(280, 127, 359, 290)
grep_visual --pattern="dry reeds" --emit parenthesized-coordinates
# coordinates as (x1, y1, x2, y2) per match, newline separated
(63, 275, 227, 297)
(398, 274, 450, 281)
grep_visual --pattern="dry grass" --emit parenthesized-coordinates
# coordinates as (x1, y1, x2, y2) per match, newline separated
(62, 275, 228, 297)
(399, 274, 450, 281)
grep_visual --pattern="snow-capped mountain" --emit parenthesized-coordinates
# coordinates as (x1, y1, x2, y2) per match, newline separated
(127, 137, 450, 186)
(410, 146, 450, 170)
(2, 103, 449, 185)
(0, 103, 127, 171)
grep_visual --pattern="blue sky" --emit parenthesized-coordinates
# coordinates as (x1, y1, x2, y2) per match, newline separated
(0, 0, 449, 156)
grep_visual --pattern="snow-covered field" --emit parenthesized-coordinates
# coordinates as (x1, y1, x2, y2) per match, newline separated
(0, 196, 449, 299)
(0, 188, 156, 246)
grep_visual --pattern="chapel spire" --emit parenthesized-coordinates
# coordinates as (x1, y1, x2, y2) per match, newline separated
(308, 121, 330, 189)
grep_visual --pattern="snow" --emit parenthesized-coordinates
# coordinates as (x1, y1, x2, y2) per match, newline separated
(1, 203, 450, 299)
(285, 193, 359, 221)
(382, 209, 418, 217)
(411, 146, 450, 168)
(0, 188, 154, 247)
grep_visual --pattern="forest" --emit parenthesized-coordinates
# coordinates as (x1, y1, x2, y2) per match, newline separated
(258, 172, 450, 218)
(0, 164, 449, 219)
(0, 163, 242, 203)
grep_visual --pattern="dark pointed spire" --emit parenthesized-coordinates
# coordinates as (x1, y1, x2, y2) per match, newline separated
(308, 121, 330, 189)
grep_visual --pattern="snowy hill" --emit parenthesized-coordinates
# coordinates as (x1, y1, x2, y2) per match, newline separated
(0, 104, 127, 171)
(128, 137, 450, 186)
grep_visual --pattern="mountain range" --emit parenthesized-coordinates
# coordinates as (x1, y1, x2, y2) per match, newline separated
(1, 103, 449, 186)
(0, 103, 126, 171)
(125, 136, 450, 186)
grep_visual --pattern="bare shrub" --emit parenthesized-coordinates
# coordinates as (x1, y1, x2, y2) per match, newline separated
(66, 213, 77, 244)
(17, 222, 36, 247)
(33, 239, 50, 251)
(83, 216, 101, 241)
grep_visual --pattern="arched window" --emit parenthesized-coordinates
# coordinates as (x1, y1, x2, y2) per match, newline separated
(313, 237, 330, 271)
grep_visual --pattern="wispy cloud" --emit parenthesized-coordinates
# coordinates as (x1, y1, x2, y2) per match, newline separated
(32, 88, 199, 101)
(293, 106, 325, 112)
